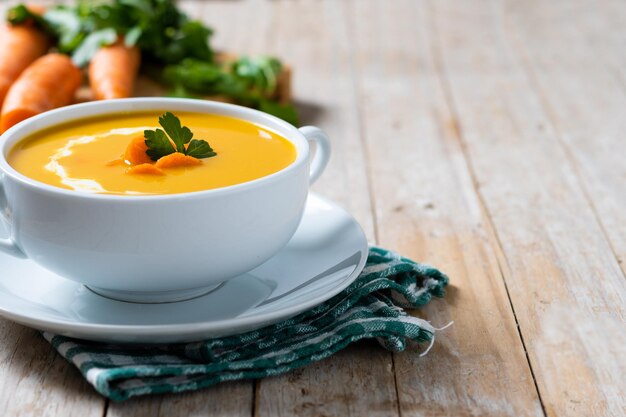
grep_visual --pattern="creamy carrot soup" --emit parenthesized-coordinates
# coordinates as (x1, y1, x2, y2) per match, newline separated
(8, 111, 297, 195)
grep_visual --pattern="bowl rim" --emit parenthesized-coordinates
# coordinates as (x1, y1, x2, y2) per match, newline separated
(0, 98, 309, 201)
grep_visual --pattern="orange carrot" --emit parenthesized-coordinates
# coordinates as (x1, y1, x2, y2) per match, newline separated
(124, 136, 153, 165)
(0, 54, 82, 133)
(155, 152, 202, 169)
(0, 23, 49, 109)
(89, 40, 141, 100)
(126, 163, 164, 176)
(24, 4, 46, 16)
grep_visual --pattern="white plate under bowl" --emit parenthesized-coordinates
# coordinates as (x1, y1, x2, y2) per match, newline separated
(0, 193, 367, 343)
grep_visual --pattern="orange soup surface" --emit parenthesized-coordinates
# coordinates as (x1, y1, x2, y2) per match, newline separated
(8, 111, 297, 195)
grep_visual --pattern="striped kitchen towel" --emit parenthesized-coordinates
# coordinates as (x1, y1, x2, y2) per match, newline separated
(44, 246, 449, 401)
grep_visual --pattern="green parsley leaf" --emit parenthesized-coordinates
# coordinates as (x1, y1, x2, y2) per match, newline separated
(118, 0, 152, 14)
(7, 4, 43, 25)
(71, 28, 117, 67)
(233, 56, 282, 96)
(165, 84, 201, 99)
(144, 128, 175, 161)
(43, 7, 84, 53)
(144, 113, 216, 161)
(186, 139, 216, 159)
(158, 111, 193, 153)
(124, 26, 142, 46)
(258, 100, 299, 126)
(163, 59, 226, 91)
(162, 57, 299, 124)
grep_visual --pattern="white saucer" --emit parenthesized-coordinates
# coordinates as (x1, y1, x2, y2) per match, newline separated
(0, 193, 368, 343)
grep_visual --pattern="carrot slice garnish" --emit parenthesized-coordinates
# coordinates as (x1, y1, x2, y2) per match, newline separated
(155, 152, 202, 169)
(124, 136, 153, 165)
(126, 163, 164, 176)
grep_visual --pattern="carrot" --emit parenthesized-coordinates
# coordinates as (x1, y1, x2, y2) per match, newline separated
(89, 40, 141, 100)
(24, 4, 46, 16)
(126, 163, 164, 176)
(124, 136, 153, 165)
(155, 152, 202, 169)
(0, 54, 82, 133)
(0, 22, 49, 110)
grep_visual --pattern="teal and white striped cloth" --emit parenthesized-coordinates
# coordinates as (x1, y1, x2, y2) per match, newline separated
(44, 246, 448, 401)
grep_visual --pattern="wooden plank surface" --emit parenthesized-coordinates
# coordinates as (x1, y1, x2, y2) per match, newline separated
(347, 1, 543, 416)
(107, 383, 253, 417)
(429, 1, 626, 416)
(504, 0, 626, 276)
(0, 0, 624, 416)
(0, 324, 105, 417)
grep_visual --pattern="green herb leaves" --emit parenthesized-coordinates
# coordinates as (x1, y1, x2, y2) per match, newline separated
(158, 112, 193, 153)
(72, 28, 118, 67)
(163, 57, 300, 125)
(7, 0, 214, 68)
(186, 139, 216, 159)
(144, 129, 174, 160)
(144, 112, 216, 161)
(7, 4, 46, 26)
(232, 56, 282, 96)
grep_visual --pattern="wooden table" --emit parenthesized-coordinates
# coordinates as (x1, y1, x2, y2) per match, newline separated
(1, 0, 624, 416)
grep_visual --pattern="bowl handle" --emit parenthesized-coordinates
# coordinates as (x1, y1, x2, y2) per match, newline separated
(299, 126, 331, 184)
(0, 176, 27, 259)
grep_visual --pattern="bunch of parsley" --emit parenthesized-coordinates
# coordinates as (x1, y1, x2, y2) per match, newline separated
(7, 0, 298, 125)
(8, 0, 213, 67)
(163, 57, 299, 125)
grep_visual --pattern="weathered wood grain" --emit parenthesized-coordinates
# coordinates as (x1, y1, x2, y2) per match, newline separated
(503, 0, 626, 276)
(107, 382, 253, 417)
(0, 323, 105, 417)
(346, 1, 544, 416)
(430, 0, 626, 415)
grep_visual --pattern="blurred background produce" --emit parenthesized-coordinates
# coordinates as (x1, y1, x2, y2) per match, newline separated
(0, 0, 297, 133)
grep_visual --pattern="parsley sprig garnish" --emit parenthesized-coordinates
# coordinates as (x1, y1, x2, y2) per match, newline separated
(144, 112, 216, 161)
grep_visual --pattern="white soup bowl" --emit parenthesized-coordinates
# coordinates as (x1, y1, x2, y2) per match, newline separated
(0, 98, 330, 303)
